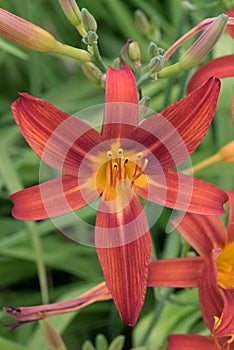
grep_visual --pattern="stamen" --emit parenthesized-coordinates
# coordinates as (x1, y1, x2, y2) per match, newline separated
(124, 158, 128, 179)
(113, 163, 118, 187)
(132, 159, 148, 183)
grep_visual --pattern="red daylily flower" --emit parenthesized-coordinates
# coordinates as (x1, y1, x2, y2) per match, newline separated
(148, 192, 234, 347)
(10, 66, 227, 326)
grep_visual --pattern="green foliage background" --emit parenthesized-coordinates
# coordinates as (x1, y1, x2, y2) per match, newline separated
(0, 1, 233, 349)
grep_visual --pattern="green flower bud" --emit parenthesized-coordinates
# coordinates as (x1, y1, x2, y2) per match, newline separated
(81, 62, 103, 84)
(148, 41, 159, 58)
(135, 10, 150, 35)
(128, 40, 141, 68)
(81, 8, 97, 32)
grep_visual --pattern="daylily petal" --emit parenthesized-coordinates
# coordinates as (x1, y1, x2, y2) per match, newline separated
(10, 175, 98, 220)
(134, 77, 220, 169)
(226, 9, 234, 39)
(227, 191, 234, 241)
(5, 282, 111, 323)
(148, 257, 203, 288)
(171, 213, 227, 257)
(167, 334, 216, 350)
(187, 55, 234, 94)
(12, 93, 101, 176)
(101, 66, 138, 139)
(199, 252, 224, 332)
(215, 289, 234, 338)
(95, 185, 151, 326)
(135, 169, 228, 215)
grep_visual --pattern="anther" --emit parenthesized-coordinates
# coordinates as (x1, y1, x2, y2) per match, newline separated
(117, 148, 123, 157)
(107, 151, 113, 159)
(141, 159, 148, 172)
(136, 152, 143, 163)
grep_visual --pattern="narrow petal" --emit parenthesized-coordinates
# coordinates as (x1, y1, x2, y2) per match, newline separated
(95, 186, 151, 326)
(198, 252, 224, 332)
(171, 213, 227, 257)
(12, 93, 102, 176)
(168, 334, 216, 350)
(134, 77, 220, 169)
(226, 9, 234, 39)
(101, 66, 138, 139)
(148, 257, 203, 288)
(135, 170, 228, 215)
(187, 55, 234, 94)
(227, 191, 234, 241)
(5, 282, 111, 323)
(10, 175, 98, 220)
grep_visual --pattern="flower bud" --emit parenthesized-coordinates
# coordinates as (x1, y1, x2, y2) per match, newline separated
(58, 0, 87, 36)
(217, 141, 234, 163)
(84, 31, 98, 45)
(178, 13, 228, 70)
(134, 10, 151, 36)
(148, 41, 159, 58)
(81, 62, 103, 84)
(81, 8, 97, 33)
(82, 341, 95, 350)
(149, 55, 164, 72)
(0, 8, 57, 52)
(109, 336, 125, 350)
(95, 334, 108, 350)
(128, 40, 141, 68)
(158, 13, 228, 78)
(112, 57, 121, 69)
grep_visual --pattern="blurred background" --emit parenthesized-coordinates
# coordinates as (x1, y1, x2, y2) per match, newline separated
(0, 1, 233, 349)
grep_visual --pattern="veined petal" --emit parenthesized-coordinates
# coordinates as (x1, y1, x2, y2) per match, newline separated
(199, 253, 224, 332)
(95, 186, 151, 326)
(171, 213, 227, 257)
(135, 170, 228, 215)
(168, 334, 216, 350)
(227, 191, 234, 241)
(12, 93, 101, 176)
(101, 66, 138, 139)
(187, 55, 234, 94)
(5, 282, 111, 323)
(148, 257, 203, 288)
(215, 289, 234, 338)
(10, 175, 98, 220)
(226, 9, 234, 39)
(134, 78, 220, 169)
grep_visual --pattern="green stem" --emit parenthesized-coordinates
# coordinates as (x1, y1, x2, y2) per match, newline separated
(91, 42, 106, 73)
(0, 144, 49, 304)
(53, 42, 92, 62)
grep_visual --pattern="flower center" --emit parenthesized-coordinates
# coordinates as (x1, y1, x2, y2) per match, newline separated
(96, 147, 148, 201)
(216, 241, 234, 290)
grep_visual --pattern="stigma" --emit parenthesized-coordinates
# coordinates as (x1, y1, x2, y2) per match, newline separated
(106, 148, 148, 188)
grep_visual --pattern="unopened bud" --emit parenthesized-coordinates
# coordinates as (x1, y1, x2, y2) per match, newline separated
(85, 31, 98, 45)
(179, 13, 228, 70)
(148, 41, 159, 58)
(149, 55, 164, 72)
(95, 334, 108, 350)
(128, 40, 141, 68)
(109, 335, 125, 350)
(217, 141, 234, 163)
(158, 13, 228, 78)
(81, 62, 102, 84)
(58, 0, 87, 36)
(81, 8, 97, 33)
(42, 322, 67, 350)
(82, 341, 95, 350)
(135, 10, 150, 35)
(0, 8, 57, 52)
